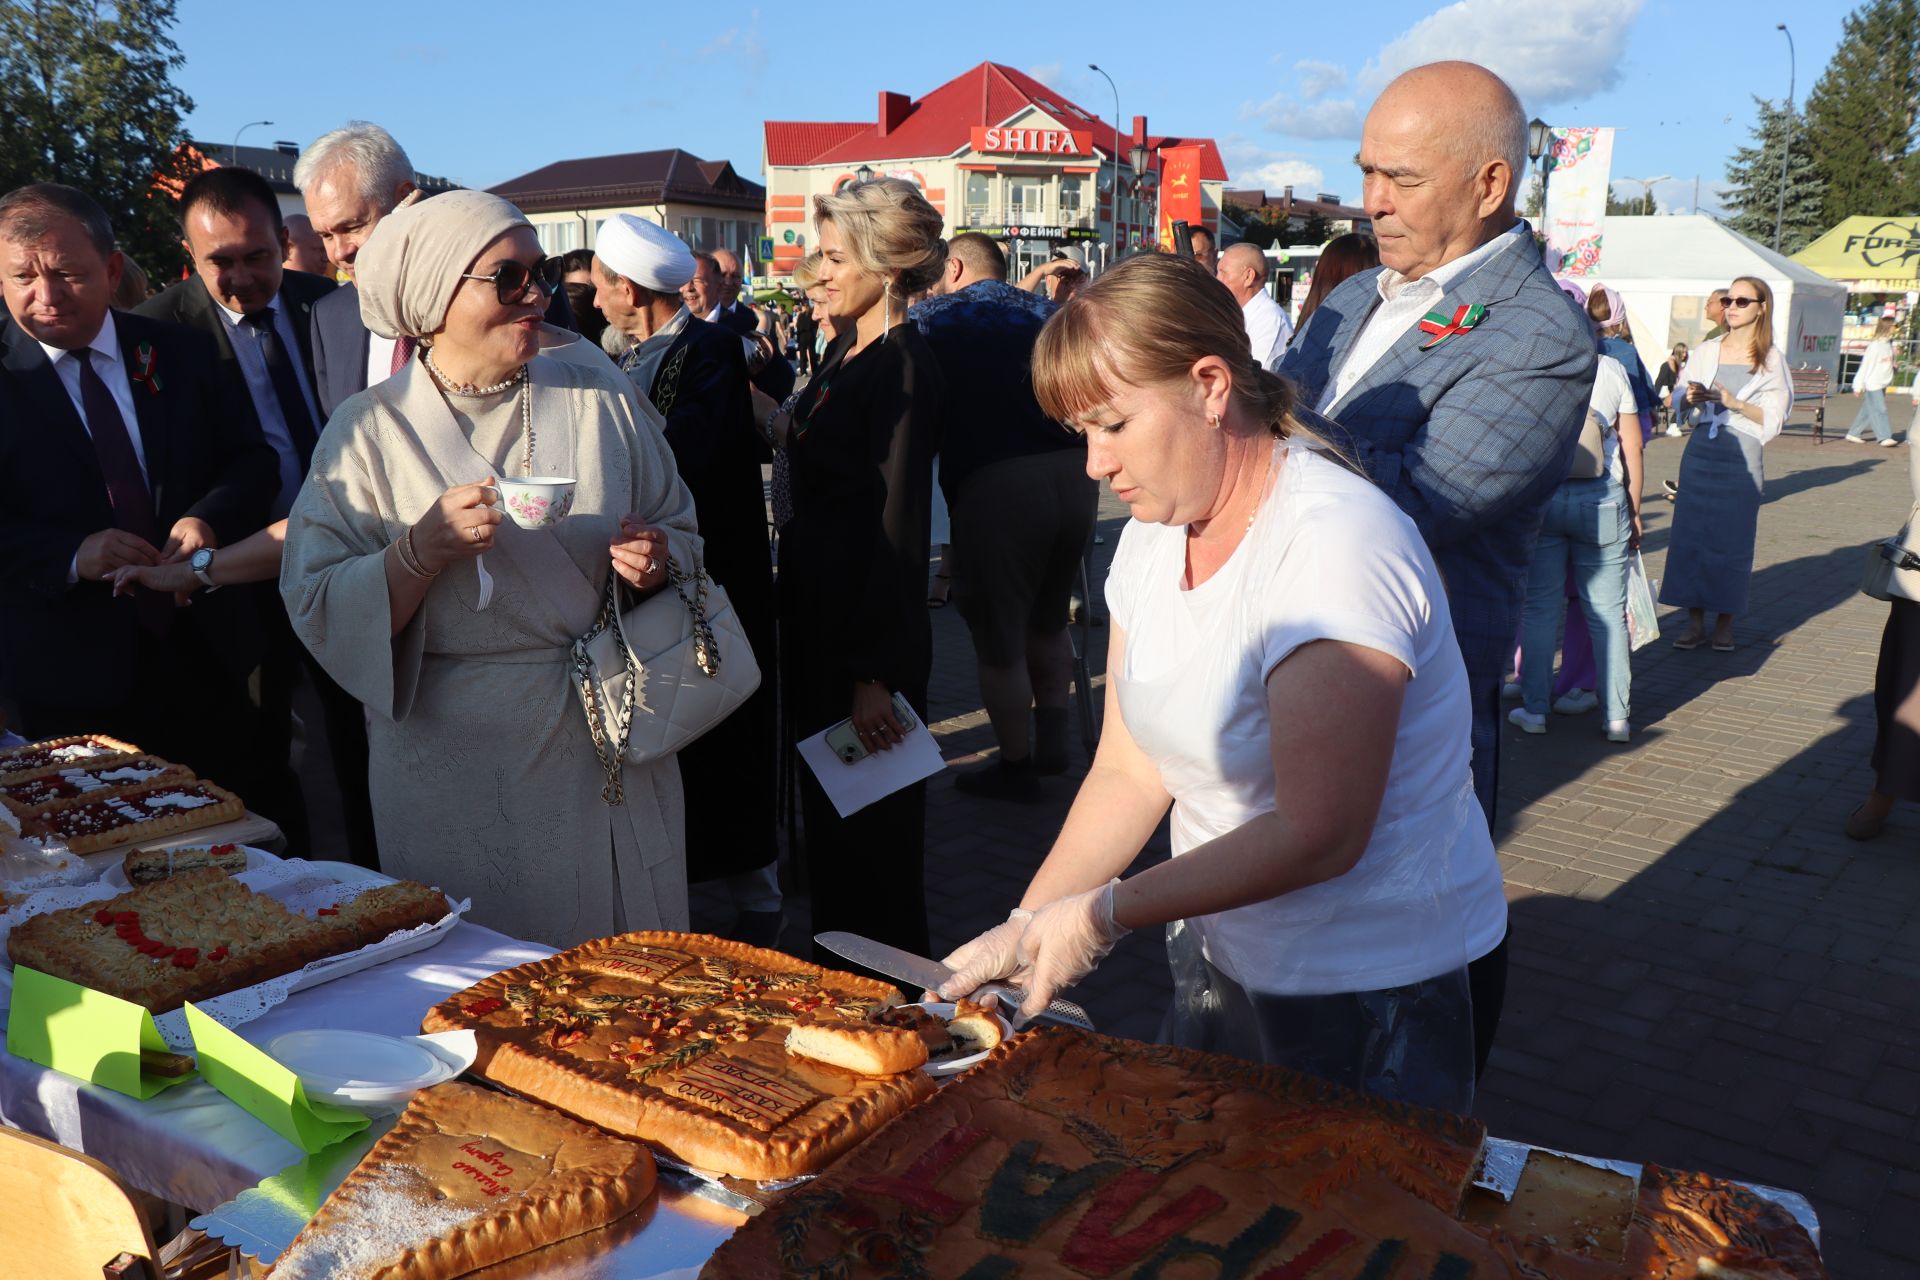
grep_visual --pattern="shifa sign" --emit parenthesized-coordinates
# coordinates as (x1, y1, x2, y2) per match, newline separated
(970, 126, 1092, 156)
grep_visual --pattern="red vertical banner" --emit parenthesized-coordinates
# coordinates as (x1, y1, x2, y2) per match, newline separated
(1159, 146, 1204, 250)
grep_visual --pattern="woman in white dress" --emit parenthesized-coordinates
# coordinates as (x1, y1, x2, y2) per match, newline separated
(938, 255, 1507, 1111)
(279, 190, 701, 946)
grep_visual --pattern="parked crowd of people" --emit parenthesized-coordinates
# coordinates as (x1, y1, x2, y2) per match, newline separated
(2, 56, 1911, 1111)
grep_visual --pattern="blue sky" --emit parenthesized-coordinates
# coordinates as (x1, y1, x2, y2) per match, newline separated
(172, 0, 1848, 219)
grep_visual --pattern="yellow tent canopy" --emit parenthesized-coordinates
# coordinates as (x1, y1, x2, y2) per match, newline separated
(1794, 216, 1920, 284)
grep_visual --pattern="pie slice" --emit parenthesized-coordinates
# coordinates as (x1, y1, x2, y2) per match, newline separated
(271, 1082, 655, 1280)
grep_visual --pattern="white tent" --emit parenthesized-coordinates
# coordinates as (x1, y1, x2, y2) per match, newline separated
(1574, 215, 1848, 382)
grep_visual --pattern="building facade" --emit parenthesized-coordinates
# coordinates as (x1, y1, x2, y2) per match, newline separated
(488, 149, 764, 260)
(763, 63, 1227, 280)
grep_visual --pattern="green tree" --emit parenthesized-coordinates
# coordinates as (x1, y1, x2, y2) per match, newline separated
(0, 0, 197, 278)
(1605, 189, 1658, 216)
(1803, 0, 1920, 225)
(1722, 97, 1826, 254)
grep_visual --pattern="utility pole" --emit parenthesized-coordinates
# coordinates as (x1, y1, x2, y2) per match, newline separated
(1773, 24, 1796, 251)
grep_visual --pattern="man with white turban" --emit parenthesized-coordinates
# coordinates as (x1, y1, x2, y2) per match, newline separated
(593, 215, 781, 946)
(280, 190, 702, 947)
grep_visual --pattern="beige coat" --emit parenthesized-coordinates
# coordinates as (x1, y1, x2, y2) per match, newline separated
(281, 353, 701, 946)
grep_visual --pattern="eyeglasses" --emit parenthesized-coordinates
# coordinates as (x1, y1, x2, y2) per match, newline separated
(1722, 296, 1761, 309)
(459, 257, 559, 306)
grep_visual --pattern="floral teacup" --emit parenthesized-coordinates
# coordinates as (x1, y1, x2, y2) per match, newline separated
(497, 476, 577, 530)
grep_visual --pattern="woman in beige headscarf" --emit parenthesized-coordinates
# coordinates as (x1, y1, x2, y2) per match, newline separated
(278, 189, 701, 946)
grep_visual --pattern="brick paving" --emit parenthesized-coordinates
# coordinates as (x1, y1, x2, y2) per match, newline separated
(295, 395, 1914, 1273)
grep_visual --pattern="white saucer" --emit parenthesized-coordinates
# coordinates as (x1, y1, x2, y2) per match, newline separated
(267, 1028, 457, 1109)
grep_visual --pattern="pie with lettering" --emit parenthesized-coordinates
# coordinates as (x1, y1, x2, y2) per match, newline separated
(0, 734, 143, 785)
(271, 1081, 655, 1279)
(0, 757, 195, 817)
(7, 867, 451, 1012)
(23, 780, 244, 853)
(701, 1027, 1827, 1279)
(422, 932, 938, 1180)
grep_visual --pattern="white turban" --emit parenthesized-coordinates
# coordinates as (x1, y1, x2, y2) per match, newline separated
(356, 189, 530, 339)
(595, 214, 695, 293)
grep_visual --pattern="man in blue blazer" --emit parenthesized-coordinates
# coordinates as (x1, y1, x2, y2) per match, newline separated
(1278, 61, 1594, 838)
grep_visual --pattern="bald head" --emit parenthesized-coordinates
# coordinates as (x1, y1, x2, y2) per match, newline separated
(1216, 242, 1269, 305)
(1357, 60, 1526, 280)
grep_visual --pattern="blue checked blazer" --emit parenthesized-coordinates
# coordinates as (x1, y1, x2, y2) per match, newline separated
(1278, 230, 1596, 693)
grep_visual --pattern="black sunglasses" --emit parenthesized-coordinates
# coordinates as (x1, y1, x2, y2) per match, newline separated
(459, 257, 560, 305)
(1722, 295, 1761, 309)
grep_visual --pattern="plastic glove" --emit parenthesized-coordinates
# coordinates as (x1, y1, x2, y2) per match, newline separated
(1011, 880, 1129, 1021)
(934, 908, 1033, 1002)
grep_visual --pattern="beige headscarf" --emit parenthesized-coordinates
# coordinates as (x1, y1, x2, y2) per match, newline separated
(356, 189, 531, 339)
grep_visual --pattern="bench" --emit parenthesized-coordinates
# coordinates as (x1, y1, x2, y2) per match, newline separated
(1789, 366, 1831, 443)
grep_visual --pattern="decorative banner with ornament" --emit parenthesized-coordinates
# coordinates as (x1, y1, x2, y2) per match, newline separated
(1541, 126, 1614, 278)
(1158, 146, 1205, 251)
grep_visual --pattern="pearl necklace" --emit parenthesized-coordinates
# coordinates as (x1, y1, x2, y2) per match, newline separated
(423, 349, 536, 474)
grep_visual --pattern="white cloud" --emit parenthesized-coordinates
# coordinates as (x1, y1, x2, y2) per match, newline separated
(699, 9, 767, 73)
(1240, 92, 1363, 140)
(1218, 137, 1327, 194)
(1295, 59, 1348, 100)
(1026, 62, 1063, 86)
(1360, 0, 1647, 106)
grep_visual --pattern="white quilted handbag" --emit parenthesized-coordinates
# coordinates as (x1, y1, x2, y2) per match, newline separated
(571, 556, 761, 803)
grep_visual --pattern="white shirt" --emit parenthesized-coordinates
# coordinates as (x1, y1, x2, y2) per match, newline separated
(1104, 444, 1508, 994)
(1853, 338, 1895, 393)
(1240, 288, 1294, 372)
(365, 332, 399, 392)
(1588, 354, 1639, 482)
(215, 294, 321, 517)
(38, 311, 147, 484)
(1317, 221, 1528, 415)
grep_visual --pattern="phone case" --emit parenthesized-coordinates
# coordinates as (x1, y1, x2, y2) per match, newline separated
(823, 694, 919, 764)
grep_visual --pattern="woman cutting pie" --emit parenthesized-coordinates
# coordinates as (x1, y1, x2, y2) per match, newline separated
(277, 190, 701, 946)
(938, 256, 1508, 1112)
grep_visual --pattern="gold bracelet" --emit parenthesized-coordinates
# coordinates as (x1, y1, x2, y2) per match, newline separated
(395, 528, 439, 579)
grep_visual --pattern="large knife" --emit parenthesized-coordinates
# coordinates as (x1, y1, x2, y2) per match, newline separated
(815, 931, 1094, 1031)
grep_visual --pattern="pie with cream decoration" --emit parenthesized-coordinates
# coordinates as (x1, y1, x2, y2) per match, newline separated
(701, 1027, 1827, 1279)
(271, 1081, 654, 1279)
(422, 932, 936, 1180)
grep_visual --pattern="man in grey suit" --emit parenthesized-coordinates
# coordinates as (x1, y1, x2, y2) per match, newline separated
(1278, 61, 1595, 1073)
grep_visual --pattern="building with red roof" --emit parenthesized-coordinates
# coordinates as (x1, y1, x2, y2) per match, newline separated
(488, 149, 765, 258)
(763, 62, 1228, 279)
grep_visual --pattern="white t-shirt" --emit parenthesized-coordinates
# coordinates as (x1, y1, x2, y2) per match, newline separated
(1589, 354, 1639, 483)
(1105, 444, 1507, 995)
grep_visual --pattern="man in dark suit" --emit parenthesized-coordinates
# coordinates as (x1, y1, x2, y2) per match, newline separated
(137, 166, 377, 867)
(296, 122, 576, 422)
(693, 248, 795, 404)
(595, 214, 779, 945)
(0, 182, 276, 790)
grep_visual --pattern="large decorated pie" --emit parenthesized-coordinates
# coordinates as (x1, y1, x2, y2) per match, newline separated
(701, 1027, 1827, 1280)
(271, 1081, 655, 1279)
(7, 867, 450, 1011)
(0, 756, 193, 817)
(22, 779, 244, 853)
(422, 933, 938, 1180)
(0, 734, 142, 785)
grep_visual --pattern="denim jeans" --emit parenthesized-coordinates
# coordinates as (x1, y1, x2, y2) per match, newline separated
(1849, 388, 1893, 441)
(1520, 477, 1631, 722)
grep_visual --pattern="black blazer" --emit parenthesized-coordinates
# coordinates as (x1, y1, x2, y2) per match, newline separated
(0, 312, 278, 709)
(135, 269, 335, 401)
(310, 278, 577, 424)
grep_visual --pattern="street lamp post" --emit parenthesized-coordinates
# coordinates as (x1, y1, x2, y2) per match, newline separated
(1526, 116, 1553, 218)
(1088, 64, 1120, 258)
(1773, 24, 1796, 252)
(232, 120, 273, 166)
(1619, 175, 1671, 216)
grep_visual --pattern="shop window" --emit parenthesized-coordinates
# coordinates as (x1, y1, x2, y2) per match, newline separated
(1060, 176, 1083, 222)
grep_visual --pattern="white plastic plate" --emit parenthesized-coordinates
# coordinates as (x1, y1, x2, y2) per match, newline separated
(101, 844, 272, 892)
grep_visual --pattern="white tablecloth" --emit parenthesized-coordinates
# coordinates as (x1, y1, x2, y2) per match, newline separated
(0, 919, 552, 1210)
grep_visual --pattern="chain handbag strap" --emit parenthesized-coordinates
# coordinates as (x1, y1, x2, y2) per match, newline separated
(573, 571, 639, 806)
(661, 555, 722, 678)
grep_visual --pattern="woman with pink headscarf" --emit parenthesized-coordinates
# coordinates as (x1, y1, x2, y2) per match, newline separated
(1588, 284, 1657, 443)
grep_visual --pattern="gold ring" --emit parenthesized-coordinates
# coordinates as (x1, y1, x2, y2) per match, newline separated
(470, 525, 481, 540)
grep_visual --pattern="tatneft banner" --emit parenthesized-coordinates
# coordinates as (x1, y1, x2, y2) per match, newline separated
(1542, 126, 1614, 277)
(1159, 146, 1205, 251)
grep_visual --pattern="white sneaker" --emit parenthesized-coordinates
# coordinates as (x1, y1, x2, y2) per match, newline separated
(1508, 707, 1546, 734)
(1605, 719, 1631, 742)
(1552, 689, 1598, 715)
(1664, 425, 1682, 437)
(1845, 435, 1870, 444)
(1500, 681, 1522, 702)
(1882, 437, 1903, 448)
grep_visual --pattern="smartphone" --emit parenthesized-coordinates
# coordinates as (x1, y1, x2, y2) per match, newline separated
(825, 693, 919, 764)
(1172, 220, 1193, 259)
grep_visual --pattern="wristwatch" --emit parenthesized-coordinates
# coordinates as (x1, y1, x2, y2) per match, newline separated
(189, 547, 219, 591)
